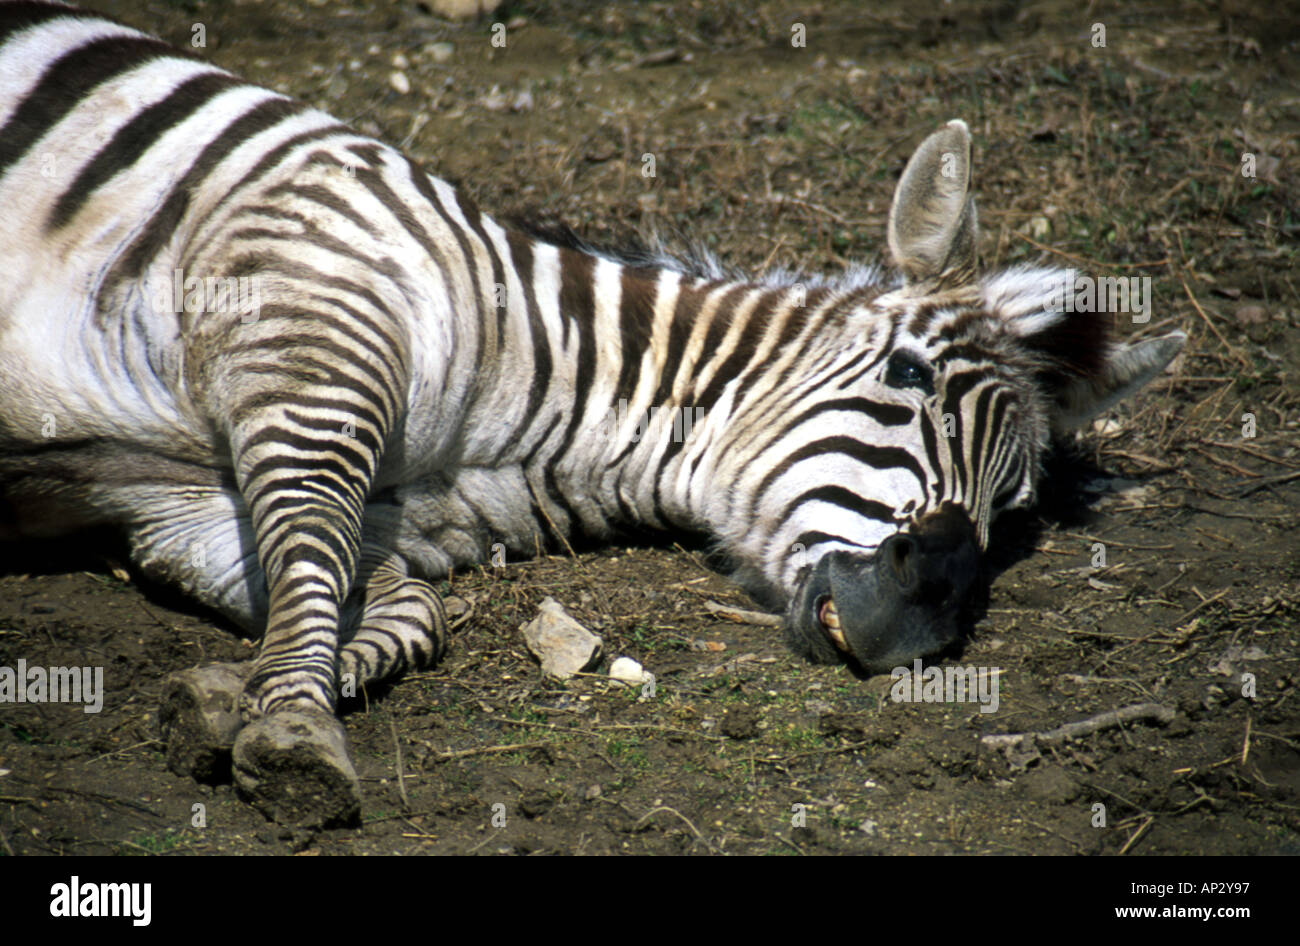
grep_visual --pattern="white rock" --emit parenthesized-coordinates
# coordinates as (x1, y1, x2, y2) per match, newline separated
(389, 71, 411, 95)
(479, 85, 509, 111)
(442, 595, 470, 618)
(520, 597, 602, 679)
(425, 42, 455, 63)
(428, 0, 503, 18)
(609, 656, 649, 685)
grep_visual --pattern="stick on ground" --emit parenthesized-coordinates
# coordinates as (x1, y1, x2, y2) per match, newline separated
(982, 702, 1177, 751)
(703, 600, 783, 627)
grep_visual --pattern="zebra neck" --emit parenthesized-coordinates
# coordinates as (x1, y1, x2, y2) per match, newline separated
(470, 235, 840, 542)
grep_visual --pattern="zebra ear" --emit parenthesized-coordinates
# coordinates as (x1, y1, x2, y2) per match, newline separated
(887, 119, 979, 287)
(1050, 332, 1186, 433)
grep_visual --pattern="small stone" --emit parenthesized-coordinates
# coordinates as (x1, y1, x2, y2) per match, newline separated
(389, 71, 411, 95)
(425, 42, 454, 64)
(323, 74, 348, 101)
(479, 85, 509, 111)
(520, 597, 602, 679)
(428, 0, 503, 19)
(391, 53, 410, 70)
(609, 656, 649, 685)
(442, 595, 470, 618)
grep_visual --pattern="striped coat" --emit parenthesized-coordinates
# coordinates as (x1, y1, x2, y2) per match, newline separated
(0, 1, 1183, 824)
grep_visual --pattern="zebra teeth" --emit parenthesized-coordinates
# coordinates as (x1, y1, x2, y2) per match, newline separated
(818, 598, 847, 650)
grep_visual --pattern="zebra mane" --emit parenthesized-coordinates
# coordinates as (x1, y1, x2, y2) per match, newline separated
(504, 216, 724, 280)
(508, 216, 1099, 384)
(506, 215, 891, 293)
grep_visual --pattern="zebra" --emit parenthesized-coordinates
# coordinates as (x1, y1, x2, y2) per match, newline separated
(0, 1, 1184, 825)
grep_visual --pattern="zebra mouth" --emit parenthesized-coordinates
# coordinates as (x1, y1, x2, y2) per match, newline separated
(816, 596, 848, 652)
(785, 504, 981, 674)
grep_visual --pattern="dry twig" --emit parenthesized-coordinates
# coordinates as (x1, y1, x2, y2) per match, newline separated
(703, 599, 782, 627)
(981, 702, 1176, 752)
(390, 718, 410, 811)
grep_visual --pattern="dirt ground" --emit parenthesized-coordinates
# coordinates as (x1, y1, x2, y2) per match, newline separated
(1, 0, 1298, 856)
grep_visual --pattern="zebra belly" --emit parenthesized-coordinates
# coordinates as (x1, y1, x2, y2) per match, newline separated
(0, 259, 219, 538)
(387, 465, 570, 580)
(0, 257, 209, 448)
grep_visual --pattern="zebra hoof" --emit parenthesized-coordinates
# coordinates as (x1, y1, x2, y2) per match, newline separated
(232, 710, 362, 827)
(159, 662, 250, 783)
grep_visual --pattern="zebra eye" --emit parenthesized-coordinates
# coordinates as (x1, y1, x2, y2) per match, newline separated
(884, 352, 934, 395)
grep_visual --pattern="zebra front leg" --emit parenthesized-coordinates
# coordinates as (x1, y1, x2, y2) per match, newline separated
(229, 494, 368, 828)
(125, 491, 445, 808)
(160, 545, 447, 800)
(231, 543, 448, 827)
(220, 388, 395, 827)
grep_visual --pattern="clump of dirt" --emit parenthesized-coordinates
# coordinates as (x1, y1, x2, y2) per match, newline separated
(1, 0, 1297, 855)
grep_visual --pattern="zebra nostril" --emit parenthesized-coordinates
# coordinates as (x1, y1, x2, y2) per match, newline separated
(883, 534, 915, 587)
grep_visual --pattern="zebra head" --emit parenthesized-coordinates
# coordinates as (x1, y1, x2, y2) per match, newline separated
(727, 120, 1184, 673)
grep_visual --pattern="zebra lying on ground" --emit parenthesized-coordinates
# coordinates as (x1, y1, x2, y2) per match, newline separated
(0, 1, 1183, 825)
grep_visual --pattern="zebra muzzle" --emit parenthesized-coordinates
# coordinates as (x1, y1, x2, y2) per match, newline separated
(787, 504, 980, 673)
